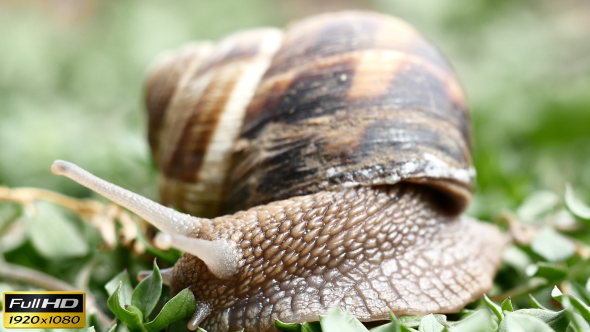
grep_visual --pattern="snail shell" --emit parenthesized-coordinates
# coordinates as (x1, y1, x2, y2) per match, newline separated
(53, 11, 507, 332)
(146, 11, 473, 218)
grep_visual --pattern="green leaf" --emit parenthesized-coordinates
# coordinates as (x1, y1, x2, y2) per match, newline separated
(418, 315, 444, 332)
(568, 312, 590, 332)
(0, 203, 22, 237)
(451, 310, 494, 332)
(511, 309, 569, 331)
(502, 245, 533, 275)
(144, 288, 196, 332)
(526, 262, 568, 281)
(127, 306, 144, 320)
(529, 294, 549, 310)
(565, 184, 590, 220)
(105, 271, 133, 305)
(457, 309, 477, 319)
(571, 282, 590, 305)
(397, 315, 445, 328)
(567, 295, 590, 323)
(87, 313, 106, 332)
(319, 307, 368, 332)
(561, 296, 590, 332)
(484, 294, 504, 322)
(501, 298, 514, 313)
(301, 322, 322, 332)
(116, 324, 131, 332)
(531, 227, 576, 262)
(552, 286, 565, 303)
(377, 313, 417, 332)
(276, 320, 302, 332)
(551, 286, 590, 322)
(397, 316, 422, 328)
(517, 190, 559, 222)
(106, 324, 118, 332)
(552, 289, 590, 329)
(25, 201, 89, 259)
(401, 328, 418, 332)
(107, 282, 146, 332)
(499, 313, 554, 332)
(131, 260, 162, 319)
(371, 315, 416, 332)
(370, 322, 400, 332)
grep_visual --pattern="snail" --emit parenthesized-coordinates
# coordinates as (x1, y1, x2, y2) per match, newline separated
(51, 11, 508, 332)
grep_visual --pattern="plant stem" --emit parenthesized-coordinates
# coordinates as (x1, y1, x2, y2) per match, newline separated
(0, 186, 102, 217)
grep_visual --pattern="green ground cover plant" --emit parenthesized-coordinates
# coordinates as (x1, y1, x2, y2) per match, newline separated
(1, 0, 589, 331)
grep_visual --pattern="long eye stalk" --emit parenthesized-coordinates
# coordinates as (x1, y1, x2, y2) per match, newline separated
(51, 160, 239, 279)
(51, 160, 204, 235)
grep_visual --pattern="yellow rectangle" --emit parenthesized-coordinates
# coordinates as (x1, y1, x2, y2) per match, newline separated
(3, 291, 85, 329)
(3, 312, 86, 329)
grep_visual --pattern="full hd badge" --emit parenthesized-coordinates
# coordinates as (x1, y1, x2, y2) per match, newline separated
(3, 291, 85, 329)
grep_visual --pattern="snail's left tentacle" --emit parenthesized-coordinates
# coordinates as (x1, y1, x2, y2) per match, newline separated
(51, 160, 239, 279)
(51, 160, 205, 234)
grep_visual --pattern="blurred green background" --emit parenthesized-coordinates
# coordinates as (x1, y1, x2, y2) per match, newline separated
(0, 0, 589, 327)
(1, 0, 589, 216)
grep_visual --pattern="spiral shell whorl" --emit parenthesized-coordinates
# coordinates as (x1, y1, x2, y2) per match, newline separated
(146, 12, 473, 218)
(146, 29, 283, 217)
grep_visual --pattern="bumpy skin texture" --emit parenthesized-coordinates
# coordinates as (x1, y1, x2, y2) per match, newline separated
(170, 184, 506, 332)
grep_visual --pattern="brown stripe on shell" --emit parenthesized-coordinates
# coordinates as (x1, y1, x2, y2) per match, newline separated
(224, 12, 473, 214)
(346, 51, 467, 111)
(149, 29, 283, 217)
(345, 52, 471, 150)
(347, 51, 405, 99)
(165, 67, 245, 182)
(145, 43, 214, 160)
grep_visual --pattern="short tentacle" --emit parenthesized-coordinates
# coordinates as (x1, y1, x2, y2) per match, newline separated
(188, 303, 212, 331)
(158, 233, 239, 279)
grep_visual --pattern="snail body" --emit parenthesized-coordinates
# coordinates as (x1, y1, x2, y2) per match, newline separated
(52, 11, 507, 332)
